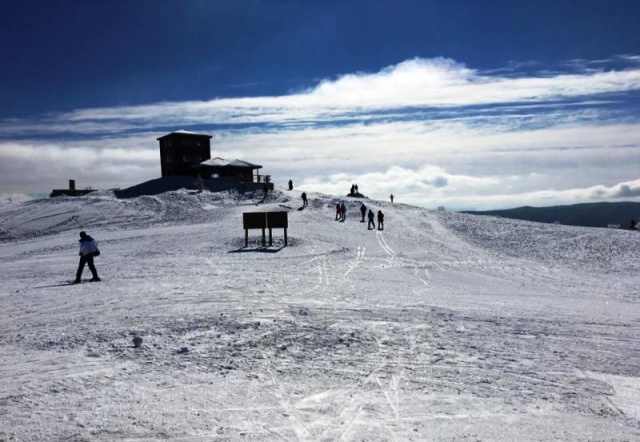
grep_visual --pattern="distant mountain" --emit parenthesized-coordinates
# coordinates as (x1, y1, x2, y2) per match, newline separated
(461, 201, 640, 229)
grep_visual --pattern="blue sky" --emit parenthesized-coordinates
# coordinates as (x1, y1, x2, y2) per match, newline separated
(1, 0, 640, 210)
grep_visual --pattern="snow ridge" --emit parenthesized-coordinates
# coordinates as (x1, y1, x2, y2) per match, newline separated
(0, 189, 639, 441)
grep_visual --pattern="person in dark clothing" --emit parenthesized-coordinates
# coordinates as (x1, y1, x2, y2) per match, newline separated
(301, 192, 308, 207)
(74, 231, 100, 283)
(367, 209, 375, 230)
(377, 210, 384, 230)
(390, 194, 394, 203)
(355, 184, 359, 194)
(350, 184, 355, 195)
(360, 203, 367, 222)
(335, 203, 341, 220)
(288, 180, 293, 190)
(340, 202, 346, 221)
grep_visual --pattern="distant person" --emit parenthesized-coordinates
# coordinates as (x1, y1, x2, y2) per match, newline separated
(340, 202, 346, 221)
(390, 194, 394, 203)
(350, 184, 355, 196)
(631, 219, 637, 230)
(288, 179, 293, 191)
(301, 192, 308, 207)
(355, 184, 359, 194)
(377, 210, 384, 230)
(73, 231, 100, 284)
(263, 183, 269, 196)
(335, 203, 341, 220)
(360, 203, 367, 222)
(367, 209, 375, 230)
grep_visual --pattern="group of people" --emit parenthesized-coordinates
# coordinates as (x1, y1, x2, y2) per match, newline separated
(335, 202, 384, 230)
(360, 202, 384, 230)
(349, 184, 359, 195)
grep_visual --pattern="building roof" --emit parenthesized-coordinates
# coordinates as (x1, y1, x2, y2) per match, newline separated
(198, 157, 262, 169)
(157, 130, 213, 140)
(228, 159, 262, 168)
(200, 157, 230, 167)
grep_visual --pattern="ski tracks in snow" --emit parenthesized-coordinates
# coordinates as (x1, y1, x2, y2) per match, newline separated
(377, 229, 432, 291)
(261, 341, 408, 441)
(376, 231, 395, 257)
(297, 361, 406, 441)
(318, 332, 417, 440)
(263, 355, 313, 442)
(343, 246, 366, 277)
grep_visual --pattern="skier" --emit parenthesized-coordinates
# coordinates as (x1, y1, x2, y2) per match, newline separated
(73, 231, 100, 283)
(340, 202, 346, 221)
(360, 203, 367, 222)
(301, 192, 308, 207)
(367, 209, 375, 230)
(377, 210, 384, 230)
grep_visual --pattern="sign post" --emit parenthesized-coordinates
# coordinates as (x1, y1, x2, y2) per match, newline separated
(243, 211, 288, 247)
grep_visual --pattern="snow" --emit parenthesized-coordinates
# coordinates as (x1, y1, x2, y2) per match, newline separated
(157, 130, 212, 139)
(1, 188, 639, 441)
(200, 158, 263, 168)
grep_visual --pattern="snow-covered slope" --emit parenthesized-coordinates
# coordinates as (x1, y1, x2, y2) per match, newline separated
(1, 189, 639, 441)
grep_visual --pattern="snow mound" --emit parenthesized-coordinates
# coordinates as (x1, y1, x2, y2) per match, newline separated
(1, 190, 639, 441)
(113, 176, 239, 198)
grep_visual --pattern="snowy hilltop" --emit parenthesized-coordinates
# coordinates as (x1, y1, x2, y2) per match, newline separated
(0, 188, 639, 441)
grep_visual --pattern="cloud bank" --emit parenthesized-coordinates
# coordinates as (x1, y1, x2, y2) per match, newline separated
(1, 57, 640, 210)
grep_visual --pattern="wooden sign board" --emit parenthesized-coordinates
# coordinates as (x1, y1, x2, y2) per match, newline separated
(243, 212, 266, 229)
(267, 211, 288, 229)
(243, 211, 288, 247)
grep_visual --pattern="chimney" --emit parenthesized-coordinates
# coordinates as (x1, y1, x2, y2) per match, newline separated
(69, 179, 76, 190)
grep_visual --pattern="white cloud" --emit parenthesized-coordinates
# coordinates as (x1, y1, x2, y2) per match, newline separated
(2, 57, 640, 136)
(0, 192, 33, 204)
(1, 56, 640, 210)
(434, 179, 640, 211)
(301, 164, 500, 201)
(0, 140, 159, 192)
(313, 163, 640, 211)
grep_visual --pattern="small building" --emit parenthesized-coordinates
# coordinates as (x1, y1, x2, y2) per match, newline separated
(157, 130, 212, 177)
(50, 180, 95, 197)
(194, 157, 270, 186)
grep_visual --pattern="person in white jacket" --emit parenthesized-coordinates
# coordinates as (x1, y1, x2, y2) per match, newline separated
(73, 231, 101, 283)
